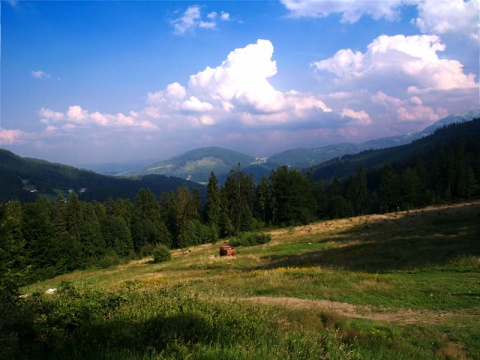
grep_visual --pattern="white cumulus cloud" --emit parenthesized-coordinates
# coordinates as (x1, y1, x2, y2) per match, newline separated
(39, 105, 158, 130)
(138, 40, 332, 130)
(311, 34, 478, 134)
(340, 108, 372, 125)
(188, 39, 286, 114)
(281, 0, 479, 40)
(414, 0, 480, 40)
(182, 96, 214, 112)
(313, 34, 478, 93)
(0, 128, 31, 145)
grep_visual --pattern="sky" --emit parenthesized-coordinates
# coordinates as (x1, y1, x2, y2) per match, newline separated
(1, 0, 479, 166)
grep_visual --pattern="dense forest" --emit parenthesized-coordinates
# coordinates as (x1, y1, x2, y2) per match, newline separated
(0, 149, 203, 203)
(1, 119, 480, 288)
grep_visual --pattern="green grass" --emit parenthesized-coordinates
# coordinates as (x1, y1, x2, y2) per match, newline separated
(9, 200, 480, 359)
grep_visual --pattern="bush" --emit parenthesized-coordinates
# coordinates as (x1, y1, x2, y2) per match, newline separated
(98, 250, 121, 269)
(229, 232, 271, 247)
(138, 243, 156, 258)
(152, 244, 172, 263)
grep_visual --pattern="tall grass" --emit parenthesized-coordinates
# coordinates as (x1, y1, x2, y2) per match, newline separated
(6, 281, 453, 360)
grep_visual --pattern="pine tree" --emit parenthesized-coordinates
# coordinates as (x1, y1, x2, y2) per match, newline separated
(204, 172, 221, 240)
(255, 174, 270, 224)
(378, 165, 401, 213)
(101, 216, 134, 257)
(133, 188, 171, 251)
(269, 166, 316, 225)
(67, 191, 83, 242)
(0, 201, 26, 298)
(53, 195, 68, 237)
(224, 166, 255, 233)
(22, 198, 55, 279)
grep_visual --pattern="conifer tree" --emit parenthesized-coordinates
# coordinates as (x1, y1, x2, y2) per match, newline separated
(0, 201, 26, 298)
(224, 166, 255, 233)
(378, 165, 401, 213)
(269, 166, 316, 225)
(204, 172, 221, 239)
(255, 174, 270, 224)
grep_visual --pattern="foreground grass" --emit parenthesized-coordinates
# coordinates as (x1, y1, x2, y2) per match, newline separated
(12, 200, 480, 359)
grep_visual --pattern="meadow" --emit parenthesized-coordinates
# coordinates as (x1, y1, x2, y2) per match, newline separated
(10, 200, 480, 359)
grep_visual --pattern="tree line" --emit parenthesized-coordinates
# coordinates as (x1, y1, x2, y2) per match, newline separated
(2, 135, 480, 286)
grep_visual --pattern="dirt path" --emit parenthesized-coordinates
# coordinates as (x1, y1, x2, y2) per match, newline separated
(241, 296, 478, 324)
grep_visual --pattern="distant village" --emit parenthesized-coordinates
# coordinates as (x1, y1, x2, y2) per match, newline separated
(20, 177, 87, 197)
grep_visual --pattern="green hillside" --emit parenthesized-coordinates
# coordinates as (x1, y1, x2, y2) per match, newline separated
(307, 118, 480, 183)
(0, 149, 204, 203)
(6, 201, 480, 359)
(123, 146, 259, 184)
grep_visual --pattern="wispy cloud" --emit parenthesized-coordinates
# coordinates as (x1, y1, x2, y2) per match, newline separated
(31, 70, 51, 79)
(171, 5, 231, 35)
(0, 128, 31, 145)
(280, 0, 405, 23)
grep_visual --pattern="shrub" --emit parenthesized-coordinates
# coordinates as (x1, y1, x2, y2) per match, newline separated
(98, 250, 121, 269)
(229, 232, 271, 247)
(138, 243, 156, 258)
(152, 244, 172, 263)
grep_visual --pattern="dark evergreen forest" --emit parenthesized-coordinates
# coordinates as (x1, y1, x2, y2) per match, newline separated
(1, 119, 480, 287)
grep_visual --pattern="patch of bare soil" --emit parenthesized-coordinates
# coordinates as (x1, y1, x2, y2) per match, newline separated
(241, 296, 478, 325)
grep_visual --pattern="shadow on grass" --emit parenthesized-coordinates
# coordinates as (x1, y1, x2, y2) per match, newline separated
(17, 312, 218, 360)
(257, 213, 480, 273)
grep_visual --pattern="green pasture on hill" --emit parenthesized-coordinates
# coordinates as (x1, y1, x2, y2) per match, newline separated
(4, 201, 480, 359)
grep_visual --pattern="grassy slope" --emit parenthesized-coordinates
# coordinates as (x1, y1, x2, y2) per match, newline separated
(23, 201, 480, 359)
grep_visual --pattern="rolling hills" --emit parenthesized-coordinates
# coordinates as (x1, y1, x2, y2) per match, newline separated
(306, 117, 480, 182)
(122, 109, 480, 183)
(122, 146, 264, 184)
(0, 149, 204, 203)
(1, 109, 478, 203)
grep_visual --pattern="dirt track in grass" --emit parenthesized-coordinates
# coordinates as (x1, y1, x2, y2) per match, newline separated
(241, 296, 480, 325)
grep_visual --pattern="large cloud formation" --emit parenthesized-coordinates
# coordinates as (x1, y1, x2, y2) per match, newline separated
(281, 0, 480, 40)
(313, 34, 477, 93)
(313, 33, 478, 129)
(32, 40, 337, 159)
(11, 34, 479, 160)
(145, 39, 332, 127)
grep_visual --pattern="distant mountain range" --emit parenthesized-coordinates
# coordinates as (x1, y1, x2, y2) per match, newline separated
(0, 149, 204, 203)
(122, 109, 480, 183)
(123, 147, 259, 184)
(307, 117, 480, 183)
(1, 109, 478, 203)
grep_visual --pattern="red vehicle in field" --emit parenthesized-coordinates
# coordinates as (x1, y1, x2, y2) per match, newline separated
(219, 245, 236, 256)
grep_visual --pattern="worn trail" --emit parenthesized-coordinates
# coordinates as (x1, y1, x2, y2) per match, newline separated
(241, 296, 479, 324)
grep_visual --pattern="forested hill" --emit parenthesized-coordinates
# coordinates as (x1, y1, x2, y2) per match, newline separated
(0, 149, 204, 203)
(307, 118, 480, 183)
(123, 146, 258, 183)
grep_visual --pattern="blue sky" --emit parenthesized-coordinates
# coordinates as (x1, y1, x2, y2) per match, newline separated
(1, 0, 479, 166)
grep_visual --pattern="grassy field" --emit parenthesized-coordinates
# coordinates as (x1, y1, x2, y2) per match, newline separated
(15, 200, 480, 359)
